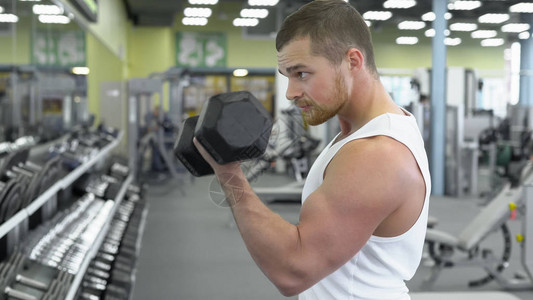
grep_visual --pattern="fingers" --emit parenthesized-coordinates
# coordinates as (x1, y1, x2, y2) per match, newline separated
(193, 137, 218, 167)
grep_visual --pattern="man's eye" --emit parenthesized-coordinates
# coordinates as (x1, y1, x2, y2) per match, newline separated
(298, 72, 309, 79)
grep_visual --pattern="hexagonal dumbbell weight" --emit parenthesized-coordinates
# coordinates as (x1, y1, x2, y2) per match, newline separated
(174, 91, 273, 177)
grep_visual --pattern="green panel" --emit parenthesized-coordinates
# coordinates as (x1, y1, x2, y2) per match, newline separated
(176, 32, 227, 67)
(32, 29, 86, 67)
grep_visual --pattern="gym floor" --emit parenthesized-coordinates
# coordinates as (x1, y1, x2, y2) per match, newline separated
(131, 172, 533, 300)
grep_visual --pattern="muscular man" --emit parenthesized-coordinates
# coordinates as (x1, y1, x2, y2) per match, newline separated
(194, 0, 431, 299)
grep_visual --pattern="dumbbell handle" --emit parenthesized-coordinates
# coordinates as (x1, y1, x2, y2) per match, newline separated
(16, 274, 48, 290)
(4, 286, 39, 300)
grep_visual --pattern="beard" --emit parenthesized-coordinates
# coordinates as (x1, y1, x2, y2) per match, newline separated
(302, 72, 348, 126)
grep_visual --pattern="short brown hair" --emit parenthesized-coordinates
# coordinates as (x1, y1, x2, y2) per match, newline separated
(276, 0, 377, 76)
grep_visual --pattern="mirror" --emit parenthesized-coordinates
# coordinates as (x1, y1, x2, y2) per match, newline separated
(0, 0, 89, 143)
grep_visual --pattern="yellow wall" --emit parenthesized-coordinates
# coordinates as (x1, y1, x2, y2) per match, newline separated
(86, 33, 125, 124)
(0, 16, 32, 65)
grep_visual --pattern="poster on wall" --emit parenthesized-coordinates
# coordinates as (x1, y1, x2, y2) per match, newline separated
(32, 29, 86, 67)
(176, 32, 226, 68)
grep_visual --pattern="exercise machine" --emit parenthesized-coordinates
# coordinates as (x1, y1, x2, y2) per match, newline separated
(423, 161, 533, 290)
(127, 78, 180, 182)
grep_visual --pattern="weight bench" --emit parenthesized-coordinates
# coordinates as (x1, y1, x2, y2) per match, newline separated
(424, 162, 533, 289)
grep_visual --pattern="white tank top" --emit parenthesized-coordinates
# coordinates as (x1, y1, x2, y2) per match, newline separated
(299, 108, 431, 300)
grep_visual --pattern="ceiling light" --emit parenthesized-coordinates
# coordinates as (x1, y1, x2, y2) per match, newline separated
(188, 0, 218, 5)
(396, 36, 418, 45)
(240, 9, 268, 19)
(365, 20, 372, 27)
(445, 37, 461, 46)
(518, 31, 531, 39)
(450, 22, 477, 31)
(471, 30, 497, 39)
(182, 17, 208, 26)
(0, 14, 18, 23)
(363, 11, 392, 21)
(398, 21, 425, 30)
(184, 7, 212, 18)
(0, 7, 3, 14)
(421, 12, 452, 21)
(510, 3, 533, 13)
(425, 29, 450, 37)
(478, 13, 509, 24)
(502, 23, 530, 33)
(233, 69, 248, 77)
(448, 1, 481, 11)
(248, 0, 279, 6)
(33, 4, 64, 15)
(481, 38, 504, 47)
(384, 0, 416, 9)
(19, 0, 41, 2)
(233, 18, 259, 27)
(38, 15, 70, 24)
(72, 67, 90, 75)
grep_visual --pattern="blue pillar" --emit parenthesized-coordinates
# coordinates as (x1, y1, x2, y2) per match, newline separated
(519, 14, 533, 107)
(430, 0, 447, 195)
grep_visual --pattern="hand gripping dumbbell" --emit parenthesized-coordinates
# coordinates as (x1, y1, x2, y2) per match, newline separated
(174, 91, 273, 176)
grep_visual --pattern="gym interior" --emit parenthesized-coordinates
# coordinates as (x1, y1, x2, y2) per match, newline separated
(0, 0, 533, 299)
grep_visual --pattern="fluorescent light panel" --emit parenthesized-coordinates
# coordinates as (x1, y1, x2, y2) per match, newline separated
(448, 1, 482, 11)
(188, 0, 218, 5)
(182, 17, 208, 26)
(248, 0, 279, 6)
(384, 0, 416, 9)
(398, 20, 425, 30)
(518, 32, 530, 39)
(0, 6, 3, 14)
(445, 37, 461, 46)
(450, 22, 477, 31)
(38, 15, 70, 24)
(396, 36, 418, 45)
(72, 67, 90, 75)
(240, 9, 268, 19)
(233, 18, 259, 27)
(478, 13, 509, 24)
(471, 30, 497, 39)
(510, 3, 533, 13)
(33, 4, 64, 15)
(501, 23, 530, 33)
(0, 14, 18, 23)
(184, 7, 212, 18)
(233, 69, 248, 77)
(421, 12, 452, 21)
(363, 11, 392, 21)
(365, 20, 372, 27)
(425, 29, 450, 37)
(481, 38, 504, 47)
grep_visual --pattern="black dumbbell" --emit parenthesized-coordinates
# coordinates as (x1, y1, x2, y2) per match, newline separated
(174, 91, 273, 177)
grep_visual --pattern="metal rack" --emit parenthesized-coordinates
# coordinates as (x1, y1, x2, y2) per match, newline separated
(0, 131, 123, 239)
(64, 174, 133, 300)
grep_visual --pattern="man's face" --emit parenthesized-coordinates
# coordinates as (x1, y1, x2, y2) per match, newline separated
(277, 37, 349, 125)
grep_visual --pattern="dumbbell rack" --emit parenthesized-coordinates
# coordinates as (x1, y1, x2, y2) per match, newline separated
(0, 131, 143, 299)
(0, 131, 123, 239)
(64, 174, 133, 300)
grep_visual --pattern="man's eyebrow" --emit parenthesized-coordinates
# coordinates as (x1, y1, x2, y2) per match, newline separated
(279, 64, 306, 75)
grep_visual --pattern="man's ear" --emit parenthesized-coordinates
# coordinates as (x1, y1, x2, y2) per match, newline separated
(346, 48, 364, 72)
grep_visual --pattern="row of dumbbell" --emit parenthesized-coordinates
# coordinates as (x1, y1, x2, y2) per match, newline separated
(27, 194, 113, 274)
(78, 190, 146, 300)
(0, 252, 74, 300)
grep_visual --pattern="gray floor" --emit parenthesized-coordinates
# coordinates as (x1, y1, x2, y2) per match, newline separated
(131, 172, 533, 300)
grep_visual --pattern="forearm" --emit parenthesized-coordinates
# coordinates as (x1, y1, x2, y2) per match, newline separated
(215, 169, 308, 295)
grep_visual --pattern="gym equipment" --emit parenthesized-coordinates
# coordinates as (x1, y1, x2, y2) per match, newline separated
(423, 162, 533, 289)
(174, 91, 273, 177)
(127, 78, 180, 182)
(0, 148, 62, 222)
